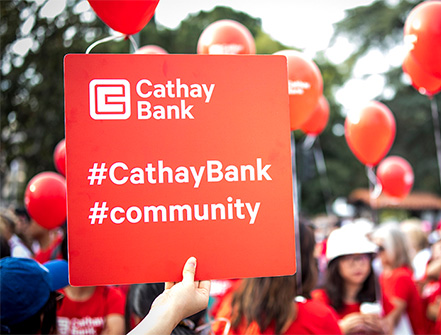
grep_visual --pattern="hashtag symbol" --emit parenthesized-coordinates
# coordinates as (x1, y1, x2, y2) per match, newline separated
(88, 163, 107, 185)
(89, 202, 109, 224)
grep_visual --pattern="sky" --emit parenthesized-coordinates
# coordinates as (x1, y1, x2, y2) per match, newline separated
(155, 0, 376, 57)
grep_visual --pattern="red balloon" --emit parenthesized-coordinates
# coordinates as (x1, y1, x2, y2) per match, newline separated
(53, 139, 66, 177)
(197, 20, 255, 55)
(135, 45, 168, 54)
(300, 95, 330, 136)
(377, 156, 414, 199)
(275, 50, 323, 131)
(88, 0, 160, 35)
(24, 172, 67, 230)
(345, 101, 396, 167)
(403, 52, 441, 96)
(404, 1, 441, 78)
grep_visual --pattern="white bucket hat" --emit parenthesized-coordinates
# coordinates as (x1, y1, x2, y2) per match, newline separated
(326, 224, 378, 262)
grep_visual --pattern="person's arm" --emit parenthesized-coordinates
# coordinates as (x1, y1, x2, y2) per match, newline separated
(384, 297, 407, 331)
(338, 313, 389, 334)
(426, 258, 441, 280)
(102, 314, 125, 335)
(128, 257, 211, 335)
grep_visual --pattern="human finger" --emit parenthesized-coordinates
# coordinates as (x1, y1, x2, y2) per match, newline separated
(182, 257, 197, 285)
(198, 279, 211, 292)
(165, 282, 175, 290)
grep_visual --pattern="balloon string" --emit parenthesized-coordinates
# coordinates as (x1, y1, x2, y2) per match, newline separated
(366, 165, 381, 224)
(430, 97, 441, 188)
(312, 137, 333, 216)
(291, 133, 302, 296)
(301, 135, 316, 151)
(85, 33, 125, 54)
(128, 35, 139, 52)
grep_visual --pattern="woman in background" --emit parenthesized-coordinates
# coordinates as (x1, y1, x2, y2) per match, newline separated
(312, 224, 387, 334)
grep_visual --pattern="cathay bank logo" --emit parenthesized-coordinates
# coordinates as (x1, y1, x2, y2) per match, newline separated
(89, 79, 131, 120)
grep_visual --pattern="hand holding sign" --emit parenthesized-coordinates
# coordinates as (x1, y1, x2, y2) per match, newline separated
(128, 257, 210, 335)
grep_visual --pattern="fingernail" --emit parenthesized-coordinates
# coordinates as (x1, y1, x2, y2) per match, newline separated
(188, 257, 197, 268)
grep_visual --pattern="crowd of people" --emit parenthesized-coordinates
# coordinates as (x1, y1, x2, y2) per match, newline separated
(1, 206, 441, 335)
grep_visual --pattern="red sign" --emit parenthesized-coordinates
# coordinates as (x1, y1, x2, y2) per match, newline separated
(64, 54, 295, 286)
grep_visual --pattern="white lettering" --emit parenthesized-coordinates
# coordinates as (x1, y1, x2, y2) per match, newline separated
(246, 202, 261, 224)
(136, 79, 152, 98)
(110, 207, 125, 224)
(106, 197, 261, 225)
(109, 162, 128, 185)
(207, 160, 223, 182)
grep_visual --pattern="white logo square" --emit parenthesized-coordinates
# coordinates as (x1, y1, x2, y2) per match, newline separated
(89, 79, 131, 120)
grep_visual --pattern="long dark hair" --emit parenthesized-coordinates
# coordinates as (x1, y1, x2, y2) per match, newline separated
(325, 257, 376, 312)
(230, 276, 297, 334)
(230, 220, 318, 334)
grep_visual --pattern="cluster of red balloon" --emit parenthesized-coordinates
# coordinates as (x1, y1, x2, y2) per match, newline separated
(403, 1, 441, 96)
(344, 100, 415, 200)
(24, 139, 67, 230)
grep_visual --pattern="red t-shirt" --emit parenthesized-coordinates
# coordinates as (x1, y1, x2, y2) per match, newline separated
(311, 288, 360, 319)
(380, 266, 428, 335)
(57, 286, 125, 335)
(214, 294, 342, 335)
(421, 275, 441, 334)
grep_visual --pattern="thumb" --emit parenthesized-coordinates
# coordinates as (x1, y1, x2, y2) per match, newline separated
(182, 257, 197, 284)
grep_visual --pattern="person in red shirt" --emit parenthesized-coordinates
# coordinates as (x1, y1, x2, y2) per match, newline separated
(56, 231, 125, 335)
(57, 285, 125, 335)
(311, 224, 388, 334)
(420, 232, 441, 334)
(213, 220, 342, 334)
(373, 222, 429, 335)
